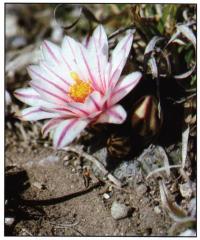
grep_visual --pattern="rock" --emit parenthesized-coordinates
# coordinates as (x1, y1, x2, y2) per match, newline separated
(136, 184, 147, 196)
(154, 206, 161, 214)
(6, 14, 18, 37)
(32, 181, 46, 190)
(103, 193, 111, 200)
(93, 148, 108, 166)
(5, 91, 12, 106)
(179, 182, 192, 198)
(11, 36, 27, 48)
(188, 198, 196, 217)
(113, 160, 141, 180)
(5, 217, 15, 226)
(38, 155, 60, 166)
(179, 229, 196, 236)
(111, 201, 131, 220)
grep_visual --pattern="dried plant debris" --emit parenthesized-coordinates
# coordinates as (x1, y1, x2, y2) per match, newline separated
(159, 180, 196, 235)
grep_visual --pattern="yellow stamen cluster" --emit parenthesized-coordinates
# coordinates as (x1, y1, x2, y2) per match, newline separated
(69, 72, 93, 103)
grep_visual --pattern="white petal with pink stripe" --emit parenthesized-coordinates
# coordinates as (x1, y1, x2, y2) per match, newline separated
(53, 118, 89, 148)
(14, 25, 142, 148)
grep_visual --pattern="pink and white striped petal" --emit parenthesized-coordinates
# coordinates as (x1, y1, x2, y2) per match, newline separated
(39, 61, 73, 88)
(86, 26, 109, 92)
(88, 25, 108, 58)
(82, 34, 91, 48)
(111, 32, 134, 59)
(65, 102, 90, 117)
(28, 66, 70, 100)
(53, 118, 89, 148)
(30, 81, 68, 105)
(14, 88, 56, 108)
(41, 40, 62, 66)
(88, 46, 108, 92)
(17, 107, 60, 121)
(103, 62, 111, 91)
(109, 50, 126, 89)
(66, 91, 105, 117)
(109, 33, 134, 88)
(61, 36, 91, 82)
(42, 117, 66, 138)
(40, 106, 76, 117)
(62, 36, 102, 91)
(96, 104, 127, 124)
(109, 71, 142, 106)
(84, 91, 104, 112)
(61, 38, 81, 73)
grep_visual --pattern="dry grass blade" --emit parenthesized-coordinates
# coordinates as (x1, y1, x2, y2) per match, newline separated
(144, 36, 164, 55)
(62, 146, 122, 187)
(6, 47, 40, 74)
(158, 146, 170, 176)
(171, 24, 196, 79)
(145, 146, 172, 179)
(108, 25, 135, 40)
(181, 126, 190, 169)
(169, 221, 196, 236)
(6, 90, 12, 106)
(167, 30, 180, 46)
(177, 24, 196, 49)
(144, 36, 164, 79)
(171, 38, 186, 45)
(146, 164, 181, 179)
(159, 180, 196, 223)
(179, 229, 196, 236)
(149, 57, 158, 79)
(174, 65, 196, 80)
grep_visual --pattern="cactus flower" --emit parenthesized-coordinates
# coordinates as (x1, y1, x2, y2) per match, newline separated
(14, 25, 142, 148)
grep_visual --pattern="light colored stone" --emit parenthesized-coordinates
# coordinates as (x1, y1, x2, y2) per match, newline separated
(38, 155, 59, 166)
(103, 193, 111, 200)
(154, 206, 161, 214)
(111, 201, 131, 220)
(136, 184, 147, 196)
(5, 217, 15, 226)
(179, 182, 192, 198)
(179, 229, 196, 236)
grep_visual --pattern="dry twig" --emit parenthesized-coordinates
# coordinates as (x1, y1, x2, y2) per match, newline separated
(62, 146, 123, 187)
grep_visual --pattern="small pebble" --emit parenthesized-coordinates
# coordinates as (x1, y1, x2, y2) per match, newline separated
(32, 181, 46, 190)
(11, 36, 26, 48)
(179, 182, 192, 198)
(73, 160, 80, 167)
(179, 229, 196, 236)
(103, 193, 111, 200)
(154, 206, 161, 214)
(39, 155, 59, 166)
(6, 91, 12, 106)
(5, 217, 15, 226)
(63, 160, 70, 167)
(44, 142, 49, 147)
(136, 184, 147, 196)
(111, 201, 131, 220)
(63, 155, 71, 161)
(71, 168, 76, 173)
(188, 198, 196, 218)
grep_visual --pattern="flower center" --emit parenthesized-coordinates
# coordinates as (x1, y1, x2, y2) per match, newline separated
(69, 72, 93, 103)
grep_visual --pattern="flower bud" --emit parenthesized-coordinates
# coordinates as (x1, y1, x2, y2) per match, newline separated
(107, 134, 132, 159)
(131, 95, 163, 142)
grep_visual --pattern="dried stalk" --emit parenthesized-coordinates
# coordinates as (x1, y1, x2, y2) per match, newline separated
(108, 24, 135, 40)
(62, 146, 123, 187)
